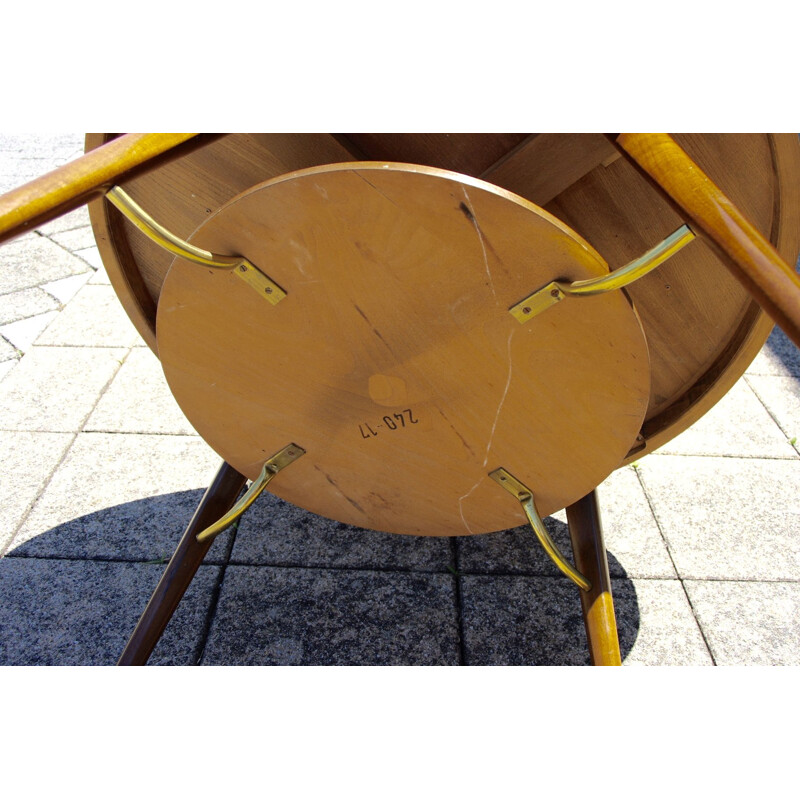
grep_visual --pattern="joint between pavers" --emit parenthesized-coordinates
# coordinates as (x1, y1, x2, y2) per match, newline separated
(0, 430, 80, 559)
(632, 467, 718, 665)
(75, 347, 134, 432)
(37, 231, 100, 270)
(194, 508, 246, 665)
(744, 375, 800, 457)
(450, 537, 467, 665)
(0, 333, 21, 357)
(1, 349, 142, 548)
(81, 427, 200, 437)
(224, 558, 456, 576)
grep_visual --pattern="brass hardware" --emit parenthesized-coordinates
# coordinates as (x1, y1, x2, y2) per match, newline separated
(489, 467, 592, 591)
(196, 444, 306, 543)
(105, 186, 286, 305)
(510, 224, 695, 323)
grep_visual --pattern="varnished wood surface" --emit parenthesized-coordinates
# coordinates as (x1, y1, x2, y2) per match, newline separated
(547, 134, 777, 422)
(118, 462, 247, 666)
(482, 133, 618, 206)
(86, 133, 800, 465)
(0, 134, 208, 244)
(566, 491, 621, 666)
(157, 164, 651, 536)
(85, 133, 358, 352)
(614, 132, 800, 348)
(339, 133, 530, 176)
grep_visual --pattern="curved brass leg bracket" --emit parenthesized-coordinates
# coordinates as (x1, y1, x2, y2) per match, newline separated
(509, 224, 695, 323)
(490, 468, 592, 591)
(105, 186, 286, 305)
(196, 444, 305, 543)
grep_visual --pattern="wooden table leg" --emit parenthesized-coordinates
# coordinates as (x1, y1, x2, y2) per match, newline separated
(565, 490, 622, 666)
(118, 461, 247, 666)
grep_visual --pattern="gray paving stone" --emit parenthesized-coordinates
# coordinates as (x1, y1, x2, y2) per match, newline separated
(460, 575, 710, 665)
(657, 378, 797, 458)
(42, 271, 92, 304)
(231, 490, 453, 571)
(0, 311, 59, 352)
(0, 360, 16, 381)
(84, 347, 197, 435)
(746, 375, 800, 452)
(34, 205, 91, 235)
(0, 133, 83, 166)
(460, 575, 593, 665)
(621, 579, 713, 665)
(0, 233, 90, 294)
(684, 580, 800, 666)
(9, 432, 224, 562)
(746, 327, 800, 378)
(637, 455, 800, 580)
(598, 466, 676, 579)
(72, 246, 103, 271)
(0, 430, 74, 554)
(46, 225, 97, 252)
(35, 284, 140, 347)
(0, 287, 60, 325)
(454, 468, 673, 580)
(0, 558, 220, 666)
(202, 565, 459, 665)
(456, 519, 575, 578)
(0, 346, 126, 432)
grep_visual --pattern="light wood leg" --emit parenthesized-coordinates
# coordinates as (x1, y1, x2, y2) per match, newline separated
(118, 461, 247, 666)
(566, 490, 622, 666)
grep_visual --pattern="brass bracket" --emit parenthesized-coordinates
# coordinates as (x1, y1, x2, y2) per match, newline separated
(509, 224, 695, 324)
(196, 444, 306, 543)
(489, 467, 591, 591)
(105, 186, 286, 305)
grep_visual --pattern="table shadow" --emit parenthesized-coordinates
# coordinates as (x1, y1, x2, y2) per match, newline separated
(0, 491, 640, 666)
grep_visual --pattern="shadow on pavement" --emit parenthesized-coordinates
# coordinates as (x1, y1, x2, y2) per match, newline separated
(0, 491, 640, 666)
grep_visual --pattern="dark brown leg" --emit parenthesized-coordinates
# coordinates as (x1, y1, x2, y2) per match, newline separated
(118, 461, 248, 666)
(565, 489, 622, 666)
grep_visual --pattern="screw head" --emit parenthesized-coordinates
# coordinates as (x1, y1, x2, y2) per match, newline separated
(522, 306, 531, 314)
(550, 288, 560, 298)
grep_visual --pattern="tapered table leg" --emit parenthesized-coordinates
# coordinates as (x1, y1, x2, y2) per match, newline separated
(566, 489, 622, 666)
(118, 461, 248, 666)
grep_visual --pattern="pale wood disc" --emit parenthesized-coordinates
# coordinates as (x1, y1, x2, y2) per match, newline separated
(156, 163, 651, 536)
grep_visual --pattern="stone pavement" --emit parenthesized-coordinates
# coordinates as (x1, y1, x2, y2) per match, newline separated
(1, 133, 799, 666)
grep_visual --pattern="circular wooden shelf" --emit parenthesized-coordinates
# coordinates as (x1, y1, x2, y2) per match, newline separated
(156, 163, 650, 536)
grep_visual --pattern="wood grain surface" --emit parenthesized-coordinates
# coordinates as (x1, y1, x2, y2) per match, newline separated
(614, 132, 800, 348)
(156, 164, 651, 535)
(86, 133, 800, 465)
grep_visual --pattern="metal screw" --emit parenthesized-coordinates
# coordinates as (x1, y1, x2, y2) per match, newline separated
(265, 287, 273, 294)
(239, 264, 247, 272)
(522, 307, 531, 314)
(550, 288, 560, 298)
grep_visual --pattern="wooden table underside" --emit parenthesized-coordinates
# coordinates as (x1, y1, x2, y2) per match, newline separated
(86, 133, 800, 465)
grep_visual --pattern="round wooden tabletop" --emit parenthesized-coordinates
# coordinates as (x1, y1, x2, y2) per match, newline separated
(156, 164, 651, 535)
